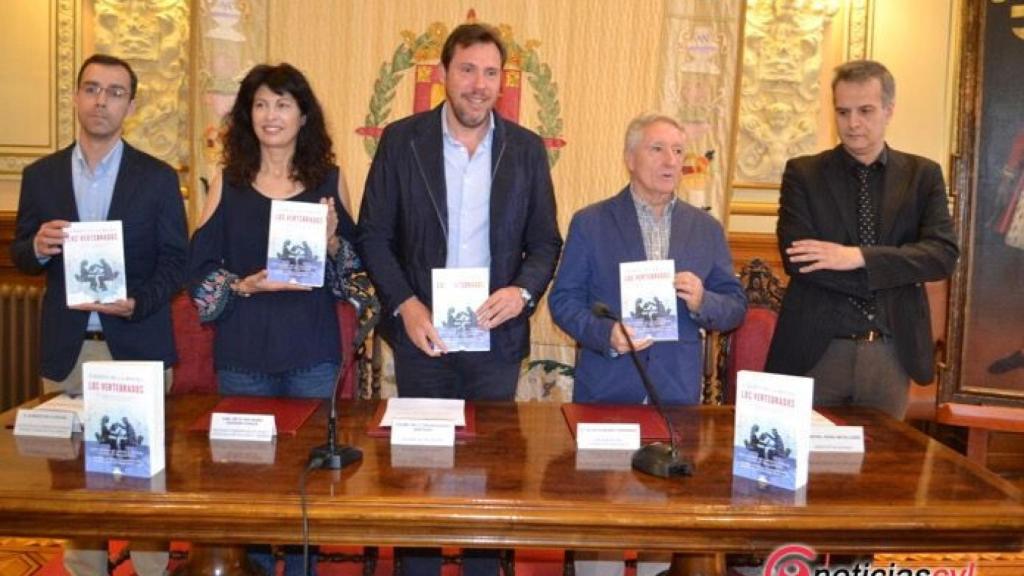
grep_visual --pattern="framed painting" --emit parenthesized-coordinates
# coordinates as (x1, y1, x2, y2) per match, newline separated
(942, 0, 1024, 405)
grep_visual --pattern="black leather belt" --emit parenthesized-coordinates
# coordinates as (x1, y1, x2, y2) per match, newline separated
(836, 330, 884, 342)
(84, 331, 106, 341)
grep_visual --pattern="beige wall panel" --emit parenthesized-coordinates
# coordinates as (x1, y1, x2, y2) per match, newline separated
(870, 0, 955, 174)
(0, 1, 53, 149)
(0, 181, 19, 211)
(267, 0, 666, 349)
(266, 0, 665, 224)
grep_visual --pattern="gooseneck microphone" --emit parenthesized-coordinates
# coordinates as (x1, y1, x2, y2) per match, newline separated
(592, 302, 693, 478)
(308, 340, 363, 471)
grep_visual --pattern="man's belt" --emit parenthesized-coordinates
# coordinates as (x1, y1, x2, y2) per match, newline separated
(836, 330, 884, 342)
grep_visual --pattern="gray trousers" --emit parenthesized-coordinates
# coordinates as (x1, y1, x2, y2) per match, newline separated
(806, 338, 910, 420)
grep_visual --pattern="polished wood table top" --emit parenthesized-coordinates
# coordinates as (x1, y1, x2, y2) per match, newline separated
(1, 396, 1022, 554)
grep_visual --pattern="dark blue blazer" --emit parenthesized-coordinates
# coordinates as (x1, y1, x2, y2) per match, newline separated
(358, 106, 562, 362)
(549, 187, 746, 404)
(10, 142, 188, 380)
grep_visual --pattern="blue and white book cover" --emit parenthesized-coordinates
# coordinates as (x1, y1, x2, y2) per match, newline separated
(619, 259, 678, 341)
(732, 370, 813, 491)
(432, 267, 489, 352)
(62, 221, 126, 306)
(266, 200, 327, 287)
(83, 361, 165, 478)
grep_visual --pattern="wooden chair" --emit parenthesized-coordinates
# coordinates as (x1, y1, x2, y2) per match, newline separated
(704, 258, 784, 405)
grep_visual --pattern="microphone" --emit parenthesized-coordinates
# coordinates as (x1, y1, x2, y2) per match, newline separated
(592, 302, 693, 478)
(308, 316, 364, 470)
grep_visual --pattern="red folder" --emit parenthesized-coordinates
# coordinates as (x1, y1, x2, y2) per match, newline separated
(190, 396, 321, 435)
(366, 401, 477, 439)
(561, 404, 670, 442)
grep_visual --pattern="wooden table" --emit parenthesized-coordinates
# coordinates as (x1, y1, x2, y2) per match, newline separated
(1, 396, 1023, 573)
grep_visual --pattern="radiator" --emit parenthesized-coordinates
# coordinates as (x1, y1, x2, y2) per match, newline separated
(0, 284, 43, 412)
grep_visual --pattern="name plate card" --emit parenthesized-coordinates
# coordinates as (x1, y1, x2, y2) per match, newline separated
(810, 426, 864, 453)
(209, 412, 276, 442)
(391, 419, 456, 447)
(14, 409, 76, 438)
(576, 423, 641, 451)
(391, 445, 455, 468)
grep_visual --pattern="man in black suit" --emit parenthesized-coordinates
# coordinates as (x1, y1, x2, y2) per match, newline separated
(10, 54, 186, 574)
(358, 23, 561, 576)
(765, 60, 958, 420)
(359, 23, 561, 401)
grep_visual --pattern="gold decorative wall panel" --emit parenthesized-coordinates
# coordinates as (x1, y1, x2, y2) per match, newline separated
(92, 0, 190, 171)
(735, 0, 840, 186)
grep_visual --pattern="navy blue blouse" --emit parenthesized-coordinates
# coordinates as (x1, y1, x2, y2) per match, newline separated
(188, 167, 356, 373)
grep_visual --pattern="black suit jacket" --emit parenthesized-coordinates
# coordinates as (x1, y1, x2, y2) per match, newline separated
(765, 145, 959, 383)
(358, 106, 562, 362)
(10, 142, 188, 380)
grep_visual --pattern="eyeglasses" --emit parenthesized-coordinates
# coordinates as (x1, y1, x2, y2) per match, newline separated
(79, 83, 130, 100)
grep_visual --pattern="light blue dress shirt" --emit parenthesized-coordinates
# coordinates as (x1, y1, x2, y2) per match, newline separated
(442, 102, 494, 269)
(71, 140, 124, 332)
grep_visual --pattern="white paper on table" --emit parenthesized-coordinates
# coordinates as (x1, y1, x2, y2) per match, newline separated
(380, 397, 466, 427)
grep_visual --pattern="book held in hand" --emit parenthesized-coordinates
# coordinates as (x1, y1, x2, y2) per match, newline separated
(84, 361, 165, 478)
(432, 267, 489, 352)
(266, 200, 328, 287)
(732, 370, 813, 491)
(619, 259, 678, 341)
(62, 221, 126, 306)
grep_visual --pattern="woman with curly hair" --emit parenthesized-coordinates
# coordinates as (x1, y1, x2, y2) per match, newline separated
(188, 61, 356, 575)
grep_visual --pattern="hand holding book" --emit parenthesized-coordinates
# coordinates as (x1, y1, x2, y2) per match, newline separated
(233, 269, 312, 296)
(71, 297, 136, 318)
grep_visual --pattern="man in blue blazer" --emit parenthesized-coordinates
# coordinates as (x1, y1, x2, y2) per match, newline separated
(550, 114, 746, 405)
(359, 24, 561, 402)
(11, 54, 187, 397)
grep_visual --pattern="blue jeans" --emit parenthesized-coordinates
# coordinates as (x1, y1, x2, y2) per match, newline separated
(218, 361, 339, 399)
(218, 362, 337, 576)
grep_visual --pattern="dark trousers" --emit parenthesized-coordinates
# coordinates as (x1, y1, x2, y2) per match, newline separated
(392, 333, 518, 576)
(806, 338, 910, 420)
(397, 548, 501, 576)
(392, 336, 520, 401)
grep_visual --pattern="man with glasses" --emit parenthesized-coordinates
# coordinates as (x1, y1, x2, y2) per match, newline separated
(10, 53, 187, 576)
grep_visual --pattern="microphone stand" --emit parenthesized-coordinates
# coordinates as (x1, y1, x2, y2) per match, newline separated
(308, 338, 363, 470)
(594, 303, 693, 478)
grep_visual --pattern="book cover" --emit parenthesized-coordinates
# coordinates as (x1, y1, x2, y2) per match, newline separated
(732, 370, 813, 491)
(619, 259, 678, 341)
(432, 267, 489, 352)
(83, 361, 165, 478)
(62, 221, 126, 306)
(266, 200, 328, 287)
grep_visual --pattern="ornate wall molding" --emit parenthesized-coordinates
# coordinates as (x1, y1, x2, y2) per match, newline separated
(846, 0, 874, 60)
(0, 0, 77, 176)
(92, 0, 190, 171)
(734, 0, 840, 186)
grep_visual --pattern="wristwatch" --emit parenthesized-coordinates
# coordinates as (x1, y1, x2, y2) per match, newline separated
(519, 287, 534, 309)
